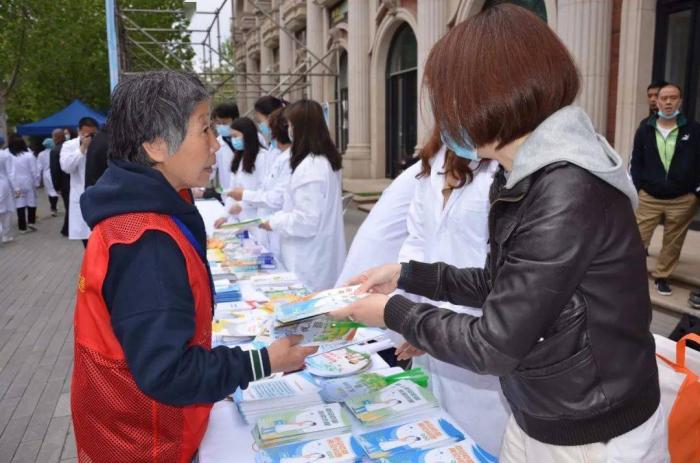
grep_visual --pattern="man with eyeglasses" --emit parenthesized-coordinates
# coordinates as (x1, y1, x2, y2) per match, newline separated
(631, 83, 700, 296)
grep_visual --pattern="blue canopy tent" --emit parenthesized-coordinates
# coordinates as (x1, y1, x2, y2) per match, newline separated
(16, 100, 106, 136)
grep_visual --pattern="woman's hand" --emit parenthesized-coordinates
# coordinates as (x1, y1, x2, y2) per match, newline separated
(259, 221, 272, 231)
(228, 203, 242, 216)
(328, 293, 390, 328)
(228, 188, 244, 201)
(395, 342, 425, 361)
(345, 263, 402, 295)
(214, 217, 227, 229)
(267, 335, 318, 373)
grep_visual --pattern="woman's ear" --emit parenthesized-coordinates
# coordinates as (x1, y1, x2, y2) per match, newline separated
(141, 138, 169, 163)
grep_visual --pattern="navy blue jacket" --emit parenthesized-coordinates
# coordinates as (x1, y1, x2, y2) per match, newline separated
(81, 160, 270, 406)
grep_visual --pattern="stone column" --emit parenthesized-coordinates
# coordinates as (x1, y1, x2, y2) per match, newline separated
(306, 0, 324, 101)
(557, 0, 613, 134)
(614, 0, 656, 163)
(246, 53, 260, 112)
(260, 41, 274, 95)
(344, 0, 371, 178)
(416, 0, 449, 149)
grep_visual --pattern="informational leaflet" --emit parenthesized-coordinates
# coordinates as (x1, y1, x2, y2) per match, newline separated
(344, 380, 439, 425)
(319, 367, 430, 402)
(255, 433, 366, 463)
(377, 437, 499, 463)
(253, 403, 352, 448)
(357, 416, 466, 459)
(276, 286, 364, 324)
(304, 347, 371, 378)
(272, 315, 358, 347)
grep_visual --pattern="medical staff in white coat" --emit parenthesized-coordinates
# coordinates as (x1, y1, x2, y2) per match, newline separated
(394, 130, 509, 455)
(262, 100, 345, 291)
(7, 135, 40, 233)
(253, 95, 286, 152)
(37, 138, 59, 216)
(335, 161, 422, 287)
(0, 139, 16, 243)
(215, 117, 266, 227)
(60, 117, 98, 245)
(227, 108, 292, 255)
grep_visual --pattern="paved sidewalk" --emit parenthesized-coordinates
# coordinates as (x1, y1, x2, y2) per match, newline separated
(0, 192, 82, 463)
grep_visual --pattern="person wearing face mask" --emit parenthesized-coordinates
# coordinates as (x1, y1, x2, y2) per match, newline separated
(212, 102, 239, 190)
(390, 126, 507, 455)
(254, 96, 285, 148)
(60, 117, 99, 246)
(214, 117, 265, 228)
(631, 83, 700, 296)
(227, 108, 292, 254)
(260, 100, 345, 291)
(329, 5, 667, 462)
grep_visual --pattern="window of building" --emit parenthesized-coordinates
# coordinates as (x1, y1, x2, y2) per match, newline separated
(653, 0, 700, 122)
(385, 23, 418, 179)
(336, 50, 349, 153)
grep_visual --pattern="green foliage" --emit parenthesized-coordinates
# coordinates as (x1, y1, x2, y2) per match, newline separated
(0, 0, 195, 128)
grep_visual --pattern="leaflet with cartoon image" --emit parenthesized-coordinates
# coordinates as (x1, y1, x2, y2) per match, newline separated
(254, 403, 352, 448)
(377, 436, 499, 463)
(319, 368, 428, 402)
(344, 379, 439, 425)
(255, 433, 366, 463)
(357, 416, 466, 459)
(272, 315, 359, 347)
(276, 286, 365, 324)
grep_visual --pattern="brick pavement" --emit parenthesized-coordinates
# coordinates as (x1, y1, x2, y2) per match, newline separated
(0, 191, 81, 463)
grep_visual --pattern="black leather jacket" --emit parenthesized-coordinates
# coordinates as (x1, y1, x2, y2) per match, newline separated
(385, 162, 660, 446)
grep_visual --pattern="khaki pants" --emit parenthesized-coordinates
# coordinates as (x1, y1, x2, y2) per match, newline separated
(636, 190, 698, 279)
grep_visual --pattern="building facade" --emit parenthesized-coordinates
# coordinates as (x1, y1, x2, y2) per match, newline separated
(231, 0, 700, 179)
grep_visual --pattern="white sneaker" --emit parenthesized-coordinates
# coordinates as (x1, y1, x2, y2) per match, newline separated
(27, 225, 37, 232)
(1, 236, 13, 243)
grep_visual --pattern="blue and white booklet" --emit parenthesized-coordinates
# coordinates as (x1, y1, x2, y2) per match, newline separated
(255, 433, 366, 463)
(276, 286, 364, 324)
(377, 436, 499, 463)
(357, 416, 465, 459)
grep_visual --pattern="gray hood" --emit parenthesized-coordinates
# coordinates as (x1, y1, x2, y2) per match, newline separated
(505, 105, 638, 208)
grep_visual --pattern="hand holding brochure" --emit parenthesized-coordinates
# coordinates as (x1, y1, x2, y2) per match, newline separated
(344, 379, 439, 425)
(357, 416, 466, 459)
(272, 315, 359, 347)
(276, 286, 365, 324)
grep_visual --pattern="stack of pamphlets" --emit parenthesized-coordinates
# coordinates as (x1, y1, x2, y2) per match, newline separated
(251, 272, 300, 287)
(356, 416, 466, 459)
(255, 433, 366, 463)
(319, 368, 428, 402)
(305, 347, 371, 378)
(233, 372, 324, 423)
(377, 436, 499, 463)
(344, 380, 439, 426)
(213, 279, 242, 303)
(252, 403, 352, 448)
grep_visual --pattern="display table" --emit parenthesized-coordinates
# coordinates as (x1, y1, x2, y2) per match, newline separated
(199, 352, 390, 463)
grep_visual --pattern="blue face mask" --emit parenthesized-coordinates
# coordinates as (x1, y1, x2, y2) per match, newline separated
(270, 139, 278, 150)
(440, 129, 479, 161)
(658, 110, 680, 120)
(259, 122, 271, 139)
(216, 124, 231, 138)
(231, 137, 244, 151)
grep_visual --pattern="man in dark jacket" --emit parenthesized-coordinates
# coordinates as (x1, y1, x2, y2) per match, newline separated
(84, 127, 109, 188)
(630, 83, 700, 296)
(48, 128, 69, 236)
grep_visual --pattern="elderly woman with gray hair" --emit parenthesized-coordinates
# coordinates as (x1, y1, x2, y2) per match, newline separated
(72, 70, 316, 462)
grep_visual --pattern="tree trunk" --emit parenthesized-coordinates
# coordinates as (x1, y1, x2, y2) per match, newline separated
(0, 91, 7, 141)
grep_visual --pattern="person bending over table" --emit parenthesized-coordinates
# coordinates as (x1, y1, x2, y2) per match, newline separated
(73, 70, 316, 463)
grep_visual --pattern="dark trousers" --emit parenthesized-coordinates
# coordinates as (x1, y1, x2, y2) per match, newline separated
(49, 195, 58, 211)
(17, 207, 36, 231)
(60, 190, 69, 236)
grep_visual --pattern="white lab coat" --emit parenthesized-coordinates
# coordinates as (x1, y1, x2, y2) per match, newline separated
(60, 138, 91, 240)
(0, 148, 16, 214)
(396, 147, 509, 455)
(37, 149, 57, 197)
(335, 161, 421, 286)
(12, 151, 40, 208)
(214, 136, 234, 190)
(223, 150, 270, 223)
(241, 146, 292, 255)
(268, 154, 346, 291)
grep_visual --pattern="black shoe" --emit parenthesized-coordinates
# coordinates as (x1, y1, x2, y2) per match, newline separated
(655, 279, 672, 296)
(690, 290, 700, 309)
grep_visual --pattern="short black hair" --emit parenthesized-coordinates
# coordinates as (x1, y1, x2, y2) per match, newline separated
(648, 80, 668, 91)
(78, 117, 99, 129)
(106, 70, 209, 165)
(8, 134, 28, 155)
(213, 102, 240, 121)
(659, 82, 683, 97)
(254, 96, 285, 117)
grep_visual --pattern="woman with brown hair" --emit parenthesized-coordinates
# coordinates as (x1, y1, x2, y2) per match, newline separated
(393, 126, 508, 455)
(331, 4, 666, 461)
(261, 99, 345, 291)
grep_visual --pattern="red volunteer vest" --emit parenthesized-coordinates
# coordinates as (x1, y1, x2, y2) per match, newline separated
(71, 212, 213, 463)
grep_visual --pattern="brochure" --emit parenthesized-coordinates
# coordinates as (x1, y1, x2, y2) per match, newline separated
(276, 286, 364, 324)
(256, 433, 366, 463)
(211, 309, 270, 338)
(273, 315, 359, 347)
(319, 368, 428, 402)
(377, 437, 499, 463)
(233, 372, 323, 422)
(344, 380, 439, 425)
(254, 403, 352, 448)
(219, 217, 264, 231)
(304, 347, 371, 378)
(357, 416, 466, 459)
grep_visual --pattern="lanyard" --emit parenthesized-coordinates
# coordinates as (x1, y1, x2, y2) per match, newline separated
(171, 216, 205, 258)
